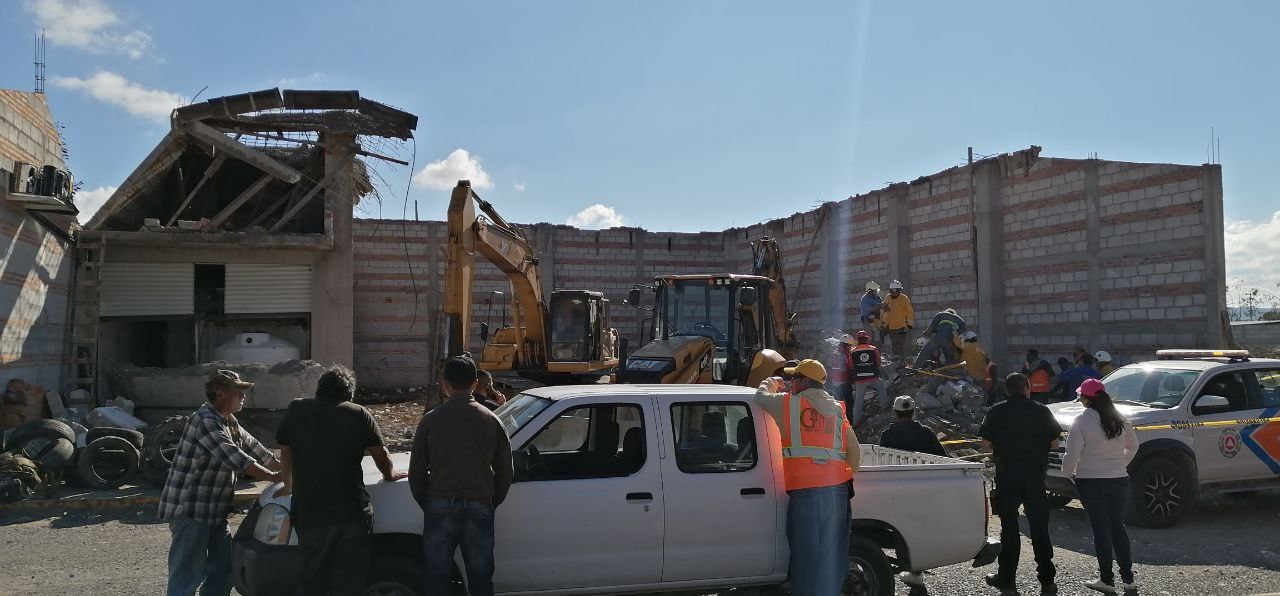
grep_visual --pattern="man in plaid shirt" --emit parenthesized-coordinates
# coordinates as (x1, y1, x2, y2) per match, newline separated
(159, 370, 281, 596)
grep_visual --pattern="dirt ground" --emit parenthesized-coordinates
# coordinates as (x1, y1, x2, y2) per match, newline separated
(1, 493, 1278, 595)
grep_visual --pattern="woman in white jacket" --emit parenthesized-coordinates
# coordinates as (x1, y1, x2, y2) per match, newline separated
(1061, 378, 1139, 594)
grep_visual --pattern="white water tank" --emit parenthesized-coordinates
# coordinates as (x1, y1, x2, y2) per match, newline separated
(214, 332, 300, 365)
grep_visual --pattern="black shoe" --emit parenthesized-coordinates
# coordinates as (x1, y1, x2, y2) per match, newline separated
(1041, 581, 1059, 595)
(984, 573, 1014, 591)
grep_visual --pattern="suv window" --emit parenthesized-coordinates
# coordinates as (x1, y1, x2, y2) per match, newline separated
(1250, 369, 1280, 408)
(524, 404, 645, 480)
(1197, 371, 1253, 412)
(1103, 366, 1199, 408)
(671, 402, 757, 473)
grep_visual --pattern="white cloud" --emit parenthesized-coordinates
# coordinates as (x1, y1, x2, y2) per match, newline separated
(51, 71, 182, 121)
(74, 185, 116, 224)
(412, 149, 493, 190)
(1225, 210, 1280, 293)
(25, 0, 151, 59)
(276, 72, 328, 87)
(514, 182, 526, 192)
(566, 204, 627, 229)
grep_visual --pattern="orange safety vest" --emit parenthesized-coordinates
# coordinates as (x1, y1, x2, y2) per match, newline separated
(1029, 368, 1052, 393)
(779, 393, 855, 491)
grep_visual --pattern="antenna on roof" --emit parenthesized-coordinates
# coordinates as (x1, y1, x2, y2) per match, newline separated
(33, 29, 47, 94)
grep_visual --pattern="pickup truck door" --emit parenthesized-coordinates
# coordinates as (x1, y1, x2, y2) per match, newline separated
(654, 395, 781, 582)
(1189, 370, 1271, 482)
(494, 398, 664, 592)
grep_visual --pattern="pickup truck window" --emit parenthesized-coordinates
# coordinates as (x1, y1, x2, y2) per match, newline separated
(1255, 369, 1280, 407)
(1103, 367, 1199, 408)
(1198, 372, 1253, 412)
(523, 404, 646, 480)
(497, 393, 553, 437)
(670, 402, 758, 473)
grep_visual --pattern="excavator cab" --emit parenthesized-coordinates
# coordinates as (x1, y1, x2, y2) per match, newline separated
(544, 290, 617, 379)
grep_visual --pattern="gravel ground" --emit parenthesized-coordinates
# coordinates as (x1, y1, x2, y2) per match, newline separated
(1, 493, 1277, 595)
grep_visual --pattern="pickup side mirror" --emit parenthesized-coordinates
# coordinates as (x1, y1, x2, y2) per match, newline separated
(627, 288, 642, 308)
(1191, 394, 1231, 416)
(480, 321, 490, 344)
(511, 449, 530, 482)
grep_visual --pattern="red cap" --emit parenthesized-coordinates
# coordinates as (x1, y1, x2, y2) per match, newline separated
(855, 330, 872, 343)
(1078, 378, 1105, 398)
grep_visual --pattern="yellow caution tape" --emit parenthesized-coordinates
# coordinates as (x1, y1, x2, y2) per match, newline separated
(1132, 416, 1280, 431)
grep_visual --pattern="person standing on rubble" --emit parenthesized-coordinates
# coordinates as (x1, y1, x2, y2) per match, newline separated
(979, 373, 1062, 595)
(276, 365, 407, 595)
(859, 281, 884, 342)
(1021, 349, 1057, 404)
(849, 330, 889, 426)
(160, 370, 281, 596)
(755, 359, 861, 596)
(880, 280, 915, 361)
(914, 308, 967, 368)
(828, 335, 856, 421)
(409, 356, 513, 596)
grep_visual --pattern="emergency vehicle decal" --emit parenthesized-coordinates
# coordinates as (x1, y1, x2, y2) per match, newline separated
(1239, 407, 1280, 475)
(1219, 428, 1241, 459)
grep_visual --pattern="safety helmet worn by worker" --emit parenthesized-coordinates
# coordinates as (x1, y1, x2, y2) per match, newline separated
(865, 281, 880, 292)
(855, 330, 872, 344)
(962, 330, 978, 342)
(1093, 350, 1112, 363)
(915, 337, 928, 348)
(889, 280, 904, 290)
(840, 334, 857, 346)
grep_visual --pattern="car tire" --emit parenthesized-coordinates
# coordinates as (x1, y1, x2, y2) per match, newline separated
(21, 436, 75, 472)
(77, 436, 141, 489)
(362, 554, 426, 596)
(1128, 454, 1194, 529)
(844, 534, 894, 596)
(86, 427, 144, 451)
(8, 419, 76, 447)
(143, 416, 187, 475)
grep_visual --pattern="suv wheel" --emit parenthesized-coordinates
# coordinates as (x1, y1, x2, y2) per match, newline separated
(1129, 455, 1194, 528)
(844, 535, 893, 596)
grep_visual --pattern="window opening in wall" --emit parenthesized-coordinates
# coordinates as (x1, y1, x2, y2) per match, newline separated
(194, 264, 225, 316)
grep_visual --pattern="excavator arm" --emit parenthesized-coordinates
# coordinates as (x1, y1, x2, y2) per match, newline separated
(752, 237, 799, 359)
(442, 180, 547, 370)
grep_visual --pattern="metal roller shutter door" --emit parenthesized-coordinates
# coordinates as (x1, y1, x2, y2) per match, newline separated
(99, 263, 194, 316)
(224, 264, 312, 313)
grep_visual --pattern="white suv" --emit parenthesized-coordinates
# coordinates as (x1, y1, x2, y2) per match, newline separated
(1046, 350, 1280, 528)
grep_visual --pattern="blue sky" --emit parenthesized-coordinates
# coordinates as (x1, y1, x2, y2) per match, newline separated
(5, 0, 1279, 291)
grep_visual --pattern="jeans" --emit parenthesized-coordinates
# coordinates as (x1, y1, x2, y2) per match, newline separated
(299, 517, 374, 596)
(848, 379, 889, 426)
(993, 475, 1056, 586)
(787, 483, 852, 596)
(166, 516, 232, 596)
(1076, 477, 1134, 585)
(424, 497, 496, 596)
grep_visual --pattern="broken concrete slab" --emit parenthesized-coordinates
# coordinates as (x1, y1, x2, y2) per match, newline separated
(111, 360, 326, 410)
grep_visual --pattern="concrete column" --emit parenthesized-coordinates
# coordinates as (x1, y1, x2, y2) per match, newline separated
(973, 162, 1008, 367)
(533, 223, 556, 297)
(425, 236, 441, 385)
(1084, 160, 1103, 349)
(885, 183, 912, 298)
(310, 133, 356, 367)
(634, 229, 648, 342)
(1201, 164, 1227, 347)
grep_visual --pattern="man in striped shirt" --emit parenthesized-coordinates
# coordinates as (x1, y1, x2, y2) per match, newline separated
(159, 370, 281, 596)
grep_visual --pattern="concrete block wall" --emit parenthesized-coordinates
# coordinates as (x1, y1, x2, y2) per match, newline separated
(1232, 321, 1280, 348)
(349, 147, 1227, 389)
(0, 91, 72, 391)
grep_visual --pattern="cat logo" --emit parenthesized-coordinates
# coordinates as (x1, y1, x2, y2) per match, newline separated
(1219, 428, 1241, 459)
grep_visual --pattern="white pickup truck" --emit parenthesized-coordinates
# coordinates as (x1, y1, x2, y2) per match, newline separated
(233, 384, 998, 596)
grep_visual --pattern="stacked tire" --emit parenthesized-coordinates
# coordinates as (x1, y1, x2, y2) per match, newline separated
(142, 416, 187, 487)
(75, 435, 141, 489)
(7, 420, 77, 475)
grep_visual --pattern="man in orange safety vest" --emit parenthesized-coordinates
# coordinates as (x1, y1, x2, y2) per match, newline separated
(756, 359, 861, 595)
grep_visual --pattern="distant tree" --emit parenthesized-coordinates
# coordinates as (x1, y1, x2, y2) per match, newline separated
(1263, 311, 1280, 321)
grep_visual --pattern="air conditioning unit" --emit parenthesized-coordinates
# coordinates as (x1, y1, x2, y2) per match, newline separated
(7, 161, 72, 200)
(8, 161, 38, 194)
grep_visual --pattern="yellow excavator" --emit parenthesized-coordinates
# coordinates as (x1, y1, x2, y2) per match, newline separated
(441, 180, 618, 388)
(617, 237, 798, 387)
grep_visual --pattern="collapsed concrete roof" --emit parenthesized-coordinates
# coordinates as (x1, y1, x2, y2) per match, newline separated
(85, 88, 417, 233)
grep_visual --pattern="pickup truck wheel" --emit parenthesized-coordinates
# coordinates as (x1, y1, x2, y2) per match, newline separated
(1128, 455, 1193, 529)
(844, 535, 893, 596)
(362, 555, 464, 596)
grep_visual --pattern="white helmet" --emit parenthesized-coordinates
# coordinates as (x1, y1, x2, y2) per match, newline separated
(865, 281, 880, 292)
(961, 330, 978, 341)
(915, 337, 928, 347)
(889, 280, 904, 290)
(1094, 350, 1112, 363)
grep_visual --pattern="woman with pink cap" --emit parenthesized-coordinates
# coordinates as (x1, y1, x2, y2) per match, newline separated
(1061, 378, 1140, 594)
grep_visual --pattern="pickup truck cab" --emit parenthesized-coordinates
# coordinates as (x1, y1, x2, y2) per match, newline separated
(234, 384, 997, 596)
(1047, 350, 1280, 528)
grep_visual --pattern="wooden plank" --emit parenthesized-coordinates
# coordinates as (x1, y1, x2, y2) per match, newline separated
(166, 155, 226, 226)
(246, 184, 301, 229)
(269, 155, 351, 233)
(181, 121, 302, 184)
(204, 174, 273, 231)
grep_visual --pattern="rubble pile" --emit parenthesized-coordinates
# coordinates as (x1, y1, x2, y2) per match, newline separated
(856, 369, 991, 456)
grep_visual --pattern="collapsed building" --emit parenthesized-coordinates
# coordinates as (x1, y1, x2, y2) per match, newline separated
(76, 89, 416, 418)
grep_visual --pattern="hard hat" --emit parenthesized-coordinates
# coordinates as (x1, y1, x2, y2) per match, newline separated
(892, 395, 916, 412)
(1093, 350, 1112, 363)
(944, 308, 957, 316)
(915, 337, 928, 347)
(888, 280, 904, 290)
(962, 330, 978, 342)
(782, 359, 827, 384)
(840, 334, 857, 345)
(855, 330, 872, 343)
(865, 281, 880, 292)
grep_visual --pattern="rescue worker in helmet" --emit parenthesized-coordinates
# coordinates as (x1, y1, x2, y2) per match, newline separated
(859, 281, 884, 343)
(755, 360, 861, 596)
(880, 280, 914, 361)
(849, 330, 889, 426)
(914, 308, 967, 368)
(1093, 351, 1115, 376)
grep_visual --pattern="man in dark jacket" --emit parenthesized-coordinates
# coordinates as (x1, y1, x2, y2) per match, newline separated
(879, 396, 946, 457)
(409, 356, 513, 596)
(979, 373, 1062, 595)
(277, 365, 406, 596)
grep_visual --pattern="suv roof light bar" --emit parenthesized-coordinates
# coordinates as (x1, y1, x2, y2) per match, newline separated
(1155, 349, 1251, 362)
